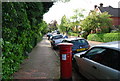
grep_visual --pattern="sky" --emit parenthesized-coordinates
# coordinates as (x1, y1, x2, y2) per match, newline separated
(43, 0, 120, 24)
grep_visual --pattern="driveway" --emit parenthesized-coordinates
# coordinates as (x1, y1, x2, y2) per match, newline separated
(88, 40, 103, 46)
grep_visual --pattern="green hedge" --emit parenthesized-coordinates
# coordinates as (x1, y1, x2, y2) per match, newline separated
(2, 2, 52, 79)
(87, 33, 120, 42)
(68, 32, 79, 36)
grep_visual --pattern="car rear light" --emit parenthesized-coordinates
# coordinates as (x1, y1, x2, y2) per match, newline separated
(72, 51, 76, 54)
(88, 45, 90, 48)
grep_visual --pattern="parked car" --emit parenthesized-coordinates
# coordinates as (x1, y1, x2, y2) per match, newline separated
(46, 32, 52, 40)
(73, 41, 120, 81)
(56, 30, 60, 34)
(51, 30, 60, 34)
(50, 34, 65, 49)
(62, 37, 90, 55)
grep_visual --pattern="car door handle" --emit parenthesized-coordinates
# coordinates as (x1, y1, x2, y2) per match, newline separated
(92, 66, 97, 69)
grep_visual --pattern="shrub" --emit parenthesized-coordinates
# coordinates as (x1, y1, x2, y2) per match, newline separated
(87, 33, 120, 42)
(111, 30, 120, 33)
(68, 32, 79, 36)
(2, 2, 53, 79)
(81, 32, 88, 39)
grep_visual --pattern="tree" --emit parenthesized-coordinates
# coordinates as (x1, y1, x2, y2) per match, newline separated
(48, 20, 58, 31)
(70, 9, 84, 22)
(59, 9, 85, 34)
(70, 9, 85, 33)
(59, 15, 71, 34)
(80, 11, 112, 38)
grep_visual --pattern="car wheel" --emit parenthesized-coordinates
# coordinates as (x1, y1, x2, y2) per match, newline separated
(53, 46, 56, 50)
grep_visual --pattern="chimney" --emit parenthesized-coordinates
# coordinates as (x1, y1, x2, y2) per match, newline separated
(100, 3, 103, 7)
(94, 5, 97, 9)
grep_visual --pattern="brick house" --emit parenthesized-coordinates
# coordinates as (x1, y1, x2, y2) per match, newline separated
(94, 3, 120, 27)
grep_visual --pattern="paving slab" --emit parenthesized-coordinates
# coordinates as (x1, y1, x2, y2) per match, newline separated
(13, 37, 60, 80)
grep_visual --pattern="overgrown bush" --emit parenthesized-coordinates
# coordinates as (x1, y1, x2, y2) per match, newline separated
(68, 32, 79, 36)
(87, 33, 120, 42)
(2, 2, 52, 79)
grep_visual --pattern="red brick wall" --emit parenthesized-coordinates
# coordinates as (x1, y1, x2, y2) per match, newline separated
(110, 17, 120, 26)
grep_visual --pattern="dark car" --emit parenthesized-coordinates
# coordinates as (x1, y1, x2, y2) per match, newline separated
(62, 37, 90, 55)
(56, 30, 60, 34)
(74, 41, 120, 80)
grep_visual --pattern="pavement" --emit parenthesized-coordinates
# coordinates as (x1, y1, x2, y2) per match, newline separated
(13, 36, 103, 81)
(13, 36, 60, 80)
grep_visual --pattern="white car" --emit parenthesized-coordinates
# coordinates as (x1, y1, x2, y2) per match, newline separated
(50, 34, 65, 49)
(74, 41, 120, 81)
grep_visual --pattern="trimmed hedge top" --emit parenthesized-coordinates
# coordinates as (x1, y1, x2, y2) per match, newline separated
(87, 33, 120, 42)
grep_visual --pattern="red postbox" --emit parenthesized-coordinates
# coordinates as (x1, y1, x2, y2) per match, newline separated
(58, 43, 73, 80)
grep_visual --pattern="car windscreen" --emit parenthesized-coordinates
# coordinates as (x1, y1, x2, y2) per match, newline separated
(71, 39, 88, 45)
(53, 35, 63, 39)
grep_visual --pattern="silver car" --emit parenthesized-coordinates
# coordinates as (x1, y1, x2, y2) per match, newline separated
(74, 41, 120, 81)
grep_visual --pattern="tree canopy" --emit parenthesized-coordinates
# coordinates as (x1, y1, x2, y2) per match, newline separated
(80, 11, 112, 34)
(59, 9, 85, 34)
(59, 15, 71, 33)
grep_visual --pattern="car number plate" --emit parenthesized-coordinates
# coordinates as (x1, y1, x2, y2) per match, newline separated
(77, 48, 86, 51)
